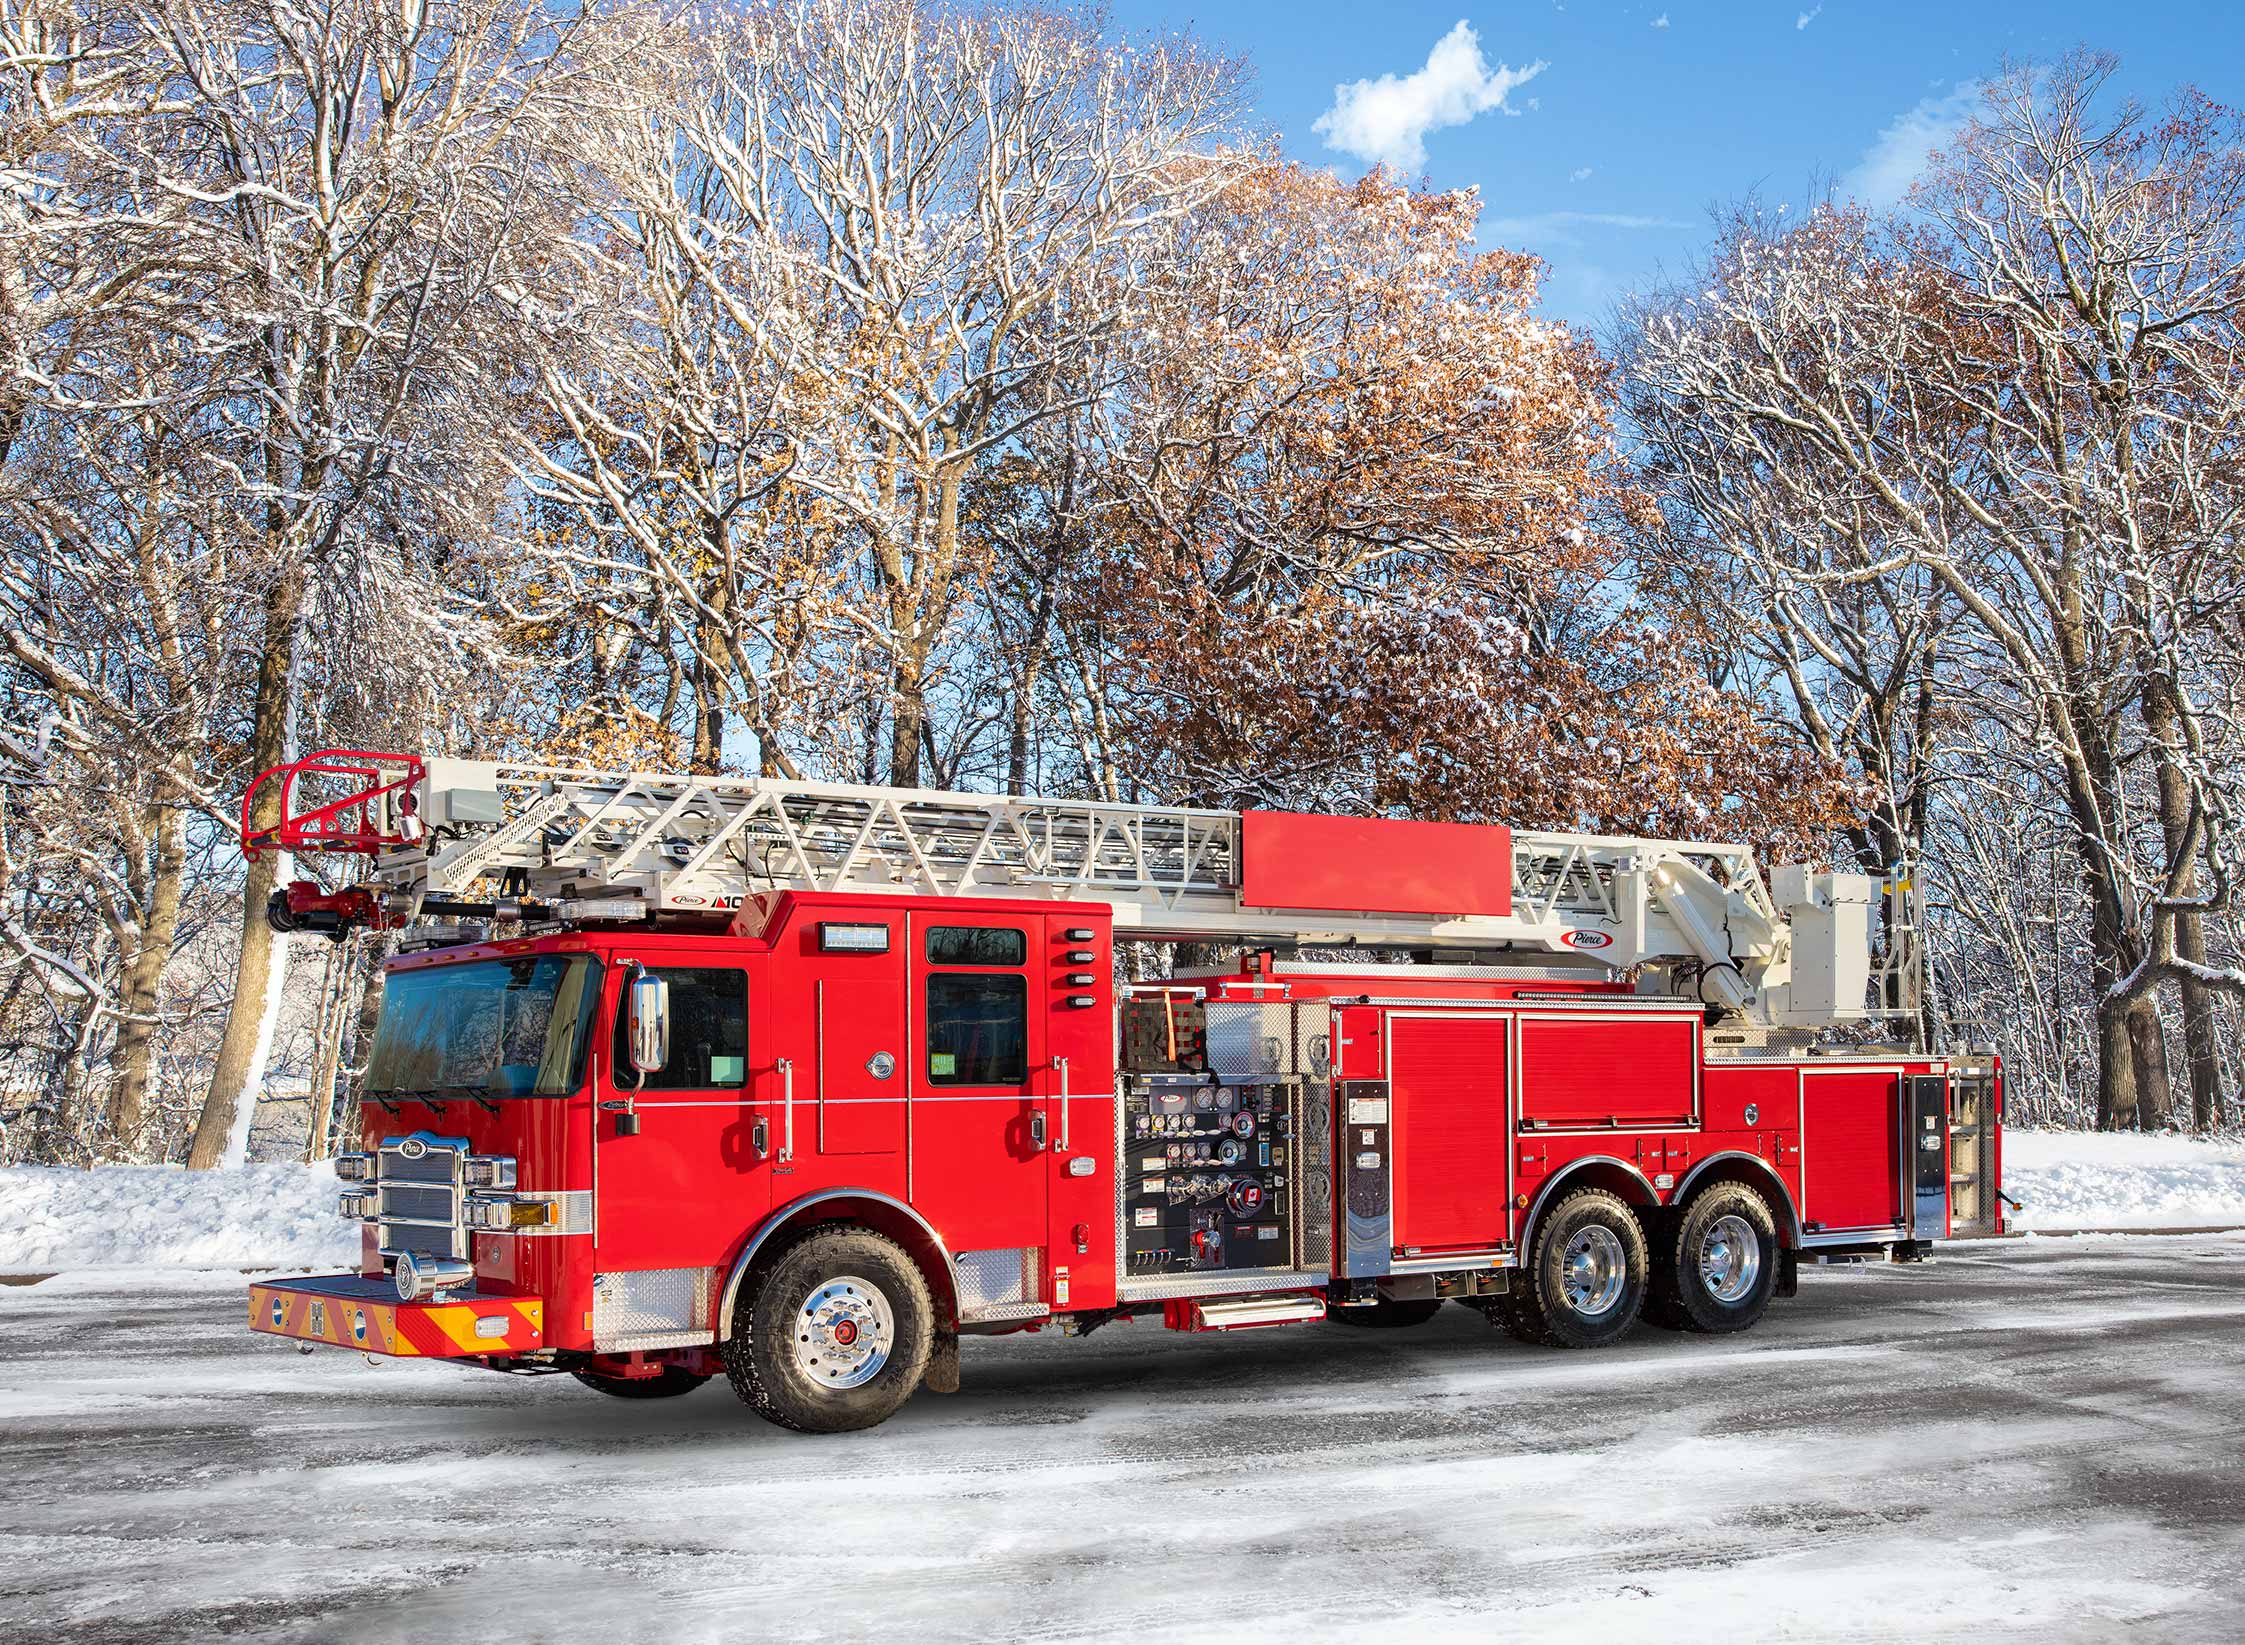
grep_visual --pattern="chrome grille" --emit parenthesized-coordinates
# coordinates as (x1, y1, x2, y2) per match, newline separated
(379, 1146, 459, 1183)
(373, 1133, 469, 1261)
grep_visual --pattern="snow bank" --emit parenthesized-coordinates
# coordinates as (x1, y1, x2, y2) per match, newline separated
(4, 1128, 2241, 1272)
(2003, 1129, 2245, 1231)
(0, 1162, 355, 1272)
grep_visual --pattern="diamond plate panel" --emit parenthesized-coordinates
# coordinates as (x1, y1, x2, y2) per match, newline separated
(592, 1266, 713, 1344)
(953, 1247, 1041, 1312)
(1205, 1002, 1294, 1081)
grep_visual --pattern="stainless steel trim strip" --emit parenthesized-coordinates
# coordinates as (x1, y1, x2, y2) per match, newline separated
(1117, 1266, 1331, 1303)
(1385, 1251, 1512, 1274)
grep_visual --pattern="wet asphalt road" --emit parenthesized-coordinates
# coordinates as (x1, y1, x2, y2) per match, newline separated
(3, 1235, 2243, 1644)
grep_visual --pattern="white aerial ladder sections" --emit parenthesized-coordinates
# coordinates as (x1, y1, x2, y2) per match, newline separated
(245, 749, 1922, 1031)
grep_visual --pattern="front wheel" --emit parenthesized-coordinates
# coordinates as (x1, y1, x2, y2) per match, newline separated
(723, 1225, 934, 1433)
(1504, 1187, 1649, 1349)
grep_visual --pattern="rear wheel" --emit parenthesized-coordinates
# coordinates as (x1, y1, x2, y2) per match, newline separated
(571, 1366, 710, 1399)
(723, 1225, 934, 1433)
(1657, 1183, 1780, 1334)
(1504, 1187, 1649, 1349)
(1327, 1295, 1443, 1329)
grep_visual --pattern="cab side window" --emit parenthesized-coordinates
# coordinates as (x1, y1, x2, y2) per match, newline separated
(614, 967, 747, 1091)
(925, 927, 1026, 1086)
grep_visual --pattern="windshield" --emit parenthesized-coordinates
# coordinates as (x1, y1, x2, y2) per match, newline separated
(365, 955, 602, 1099)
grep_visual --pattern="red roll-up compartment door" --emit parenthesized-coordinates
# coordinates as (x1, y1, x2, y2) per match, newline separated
(1801, 1069, 1903, 1231)
(1517, 1014, 1698, 1130)
(1389, 1013, 1511, 1254)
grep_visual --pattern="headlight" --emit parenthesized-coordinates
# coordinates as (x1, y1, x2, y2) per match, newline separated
(464, 1194, 553, 1231)
(463, 1155, 518, 1190)
(334, 1154, 375, 1183)
(337, 1191, 378, 1219)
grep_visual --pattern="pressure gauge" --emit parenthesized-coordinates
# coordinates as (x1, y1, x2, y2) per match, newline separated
(1217, 1136, 1245, 1166)
(1231, 1111, 1256, 1140)
(1215, 1088, 1237, 1113)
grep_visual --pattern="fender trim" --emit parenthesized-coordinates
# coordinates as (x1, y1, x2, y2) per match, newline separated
(1671, 1150, 1803, 1243)
(715, 1189, 956, 1340)
(1519, 1154, 1659, 1245)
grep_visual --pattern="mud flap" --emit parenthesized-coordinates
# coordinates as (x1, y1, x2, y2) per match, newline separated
(1776, 1247, 1799, 1299)
(924, 1332, 961, 1394)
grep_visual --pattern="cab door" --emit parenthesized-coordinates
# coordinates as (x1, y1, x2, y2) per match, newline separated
(592, 957, 771, 1282)
(793, 914, 906, 1161)
(906, 914, 1047, 1264)
(1042, 913, 1114, 1310)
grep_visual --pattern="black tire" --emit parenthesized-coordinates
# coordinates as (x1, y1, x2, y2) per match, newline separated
(1327, 1295, 1444, 1329)
(571, 1366, 711, 1399)
(722, 1224, 934, 1434)
(1507, 1187, 1649, 1349)
(1656, 1182, 1780, 1334)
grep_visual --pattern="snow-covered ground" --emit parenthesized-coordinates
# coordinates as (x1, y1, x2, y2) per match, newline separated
(4, 1128, 2243, 1273)
(2003, 1130, 2245, 1231)
(3, 1238, 2242, 1643)
(0, 1161, 353, 1271)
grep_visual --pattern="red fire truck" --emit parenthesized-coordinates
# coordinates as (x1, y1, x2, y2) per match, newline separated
(245, 751, 2002, 1432)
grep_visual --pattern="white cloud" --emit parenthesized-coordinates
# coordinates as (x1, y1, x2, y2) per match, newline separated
(1481, 209, 1693, 249)
(1844, 81, 1981, 207)
(1796, 4, 1822, 27)
(1570, 166, 1594, 182)
(1651, 12, 1670, 27)
(1312, 21, 1547, 171)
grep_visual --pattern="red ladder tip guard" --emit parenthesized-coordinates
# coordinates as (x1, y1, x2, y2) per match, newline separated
(241, 749, 427, 859)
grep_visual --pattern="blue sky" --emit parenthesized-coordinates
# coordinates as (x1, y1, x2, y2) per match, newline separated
(1111, 0, 2245, 333)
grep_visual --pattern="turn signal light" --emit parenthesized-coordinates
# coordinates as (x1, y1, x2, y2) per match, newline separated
(465, 1195, 554, 1231)
(334, 1154, 375, 1183)
(337, 1191, 378, 1219)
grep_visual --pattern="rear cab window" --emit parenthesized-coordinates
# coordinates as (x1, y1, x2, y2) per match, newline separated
(924, 926, 1027, 1086)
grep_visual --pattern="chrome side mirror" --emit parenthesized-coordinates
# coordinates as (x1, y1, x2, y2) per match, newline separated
(626, 968, 670, 1076)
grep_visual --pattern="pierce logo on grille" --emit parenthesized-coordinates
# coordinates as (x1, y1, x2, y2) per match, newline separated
(398, 1136, 429, 1160)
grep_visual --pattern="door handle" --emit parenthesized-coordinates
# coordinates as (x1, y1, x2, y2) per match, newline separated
(1029, 1110, 1047, 1151)
(1051, 1056, 1070, 1152)
(776, 1057, 795, 1163)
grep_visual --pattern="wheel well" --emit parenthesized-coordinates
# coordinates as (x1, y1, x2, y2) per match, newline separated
(1670, 1155, 1802, 1247)
(1520, 1157, 1660, 1250)
(716, 1191, 960, 1338)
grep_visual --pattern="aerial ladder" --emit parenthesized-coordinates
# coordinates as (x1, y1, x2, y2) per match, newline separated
(247, 749, 1924, 1033)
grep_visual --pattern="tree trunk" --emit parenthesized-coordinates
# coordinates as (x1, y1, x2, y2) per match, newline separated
(2143, 673, 2226, 1130)
(2093, 991, 2137, 1130)
(187, 569, 306, 1170)
(108, 801, 187, 1154)
(2125, 998, 2174, 1130)
(2176, 917, 2225, 1130)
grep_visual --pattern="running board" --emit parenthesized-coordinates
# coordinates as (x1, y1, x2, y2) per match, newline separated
(1169, 1295, 1327, 1332)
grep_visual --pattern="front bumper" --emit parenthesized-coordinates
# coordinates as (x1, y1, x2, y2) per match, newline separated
(250, 1274, 544, 1358)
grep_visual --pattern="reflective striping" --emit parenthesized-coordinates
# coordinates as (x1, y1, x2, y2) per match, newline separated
(249, 1280, 542, 1358)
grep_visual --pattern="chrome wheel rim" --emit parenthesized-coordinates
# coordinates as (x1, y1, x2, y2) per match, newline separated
(794, 1275, 894, 1390)
(1698, 1214, 1762, 1304)
(1560, 1225, 1627, 1317)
